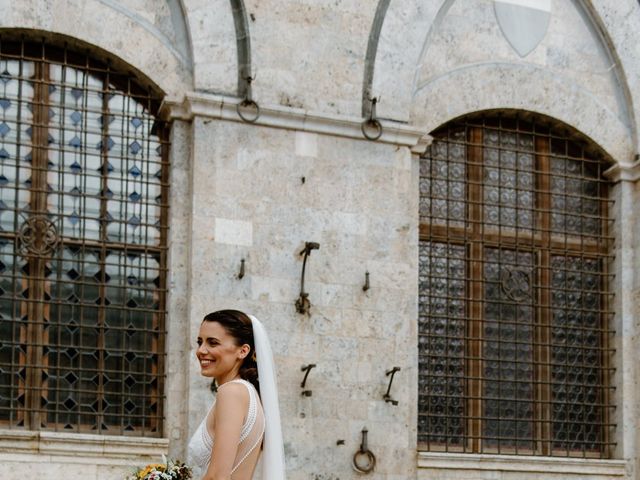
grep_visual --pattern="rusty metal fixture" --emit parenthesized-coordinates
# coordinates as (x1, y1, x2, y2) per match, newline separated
(362, 271, 370, 292)
(382, 367, 400, 406)
(295, 242, 320, 314)
(236, 75, 260, 123)
(238, 258, 246, 279)
(300, 363, 316, 396)
(352, 427, 376, 474)
(361, 96, 382, 141)
(383, 367, 401, 406)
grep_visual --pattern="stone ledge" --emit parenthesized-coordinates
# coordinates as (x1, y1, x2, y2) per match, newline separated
(0, 429, 168, 463)
(417, 451, 628, 476)
(160, 92, 430, 151)
(603, 160, 640, 183)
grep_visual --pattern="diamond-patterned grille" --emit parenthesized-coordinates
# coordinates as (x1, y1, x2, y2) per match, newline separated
(0, 38, 168, 437)
(418, 113, 615, 458)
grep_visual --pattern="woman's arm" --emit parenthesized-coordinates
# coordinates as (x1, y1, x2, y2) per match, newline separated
(201, 382, 249, 480)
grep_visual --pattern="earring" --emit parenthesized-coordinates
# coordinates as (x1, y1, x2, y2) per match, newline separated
(251, 351, 257, 362)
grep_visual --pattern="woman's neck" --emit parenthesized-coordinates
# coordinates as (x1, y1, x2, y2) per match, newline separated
(216, 371, 241, 386)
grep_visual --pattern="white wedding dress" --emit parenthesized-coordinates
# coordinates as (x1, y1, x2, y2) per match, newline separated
(187, 315, 286, 480)
(187, 379, 265, 478)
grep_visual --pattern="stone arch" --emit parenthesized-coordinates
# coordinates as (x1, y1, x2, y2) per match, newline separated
(362, 0, 391, 117)
(229, 0, 252, 97)
(0, 0, 194, 97)
(183, 0, 254, 96)
(412, 63, 633, 164)
(365, 0, 636, 165)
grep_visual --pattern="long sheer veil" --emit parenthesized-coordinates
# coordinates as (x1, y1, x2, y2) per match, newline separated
(249, 315, 286, 479)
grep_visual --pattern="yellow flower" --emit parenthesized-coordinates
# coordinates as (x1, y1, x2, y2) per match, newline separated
(138, 463, 165, 478)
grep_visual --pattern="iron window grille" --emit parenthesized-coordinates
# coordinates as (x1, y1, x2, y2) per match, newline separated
(0, 37, 169, 436)
(418, 112, 615, 457)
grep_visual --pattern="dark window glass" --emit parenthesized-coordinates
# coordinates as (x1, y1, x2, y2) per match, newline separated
(418, 113, 614, 457)
(0, 39, 169, 436)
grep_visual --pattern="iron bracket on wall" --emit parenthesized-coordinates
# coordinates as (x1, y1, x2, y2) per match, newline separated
(300, 363, 316, 396)
(237, 258, 245, 279)
(295, 242, 320, 314)
(362, 271, 370, 292)
(383, 366, 401, 406)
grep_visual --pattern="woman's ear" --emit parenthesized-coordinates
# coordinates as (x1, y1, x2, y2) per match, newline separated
(238, 343, 250, 359)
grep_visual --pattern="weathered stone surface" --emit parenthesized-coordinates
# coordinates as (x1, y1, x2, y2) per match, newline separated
(1, 1, 639, 479)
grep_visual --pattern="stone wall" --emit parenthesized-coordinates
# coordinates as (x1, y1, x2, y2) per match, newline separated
(0, 0, 639, 479)
(182, 116, 419, 479)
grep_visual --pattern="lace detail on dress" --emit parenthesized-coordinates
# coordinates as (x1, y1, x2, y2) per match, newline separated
(187, 379, 265, 477)
(187, 401, 215, 474)
(238, 385, 257, 444)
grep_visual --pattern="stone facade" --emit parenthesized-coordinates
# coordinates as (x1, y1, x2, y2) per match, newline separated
(0, 1, 639, 479)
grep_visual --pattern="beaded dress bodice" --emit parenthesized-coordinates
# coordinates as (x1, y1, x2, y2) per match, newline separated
(187, 379, 265, 478)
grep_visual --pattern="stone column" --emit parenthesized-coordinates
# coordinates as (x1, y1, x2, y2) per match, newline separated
(165, 118, 194, 459)
(604, 161, 640, 479)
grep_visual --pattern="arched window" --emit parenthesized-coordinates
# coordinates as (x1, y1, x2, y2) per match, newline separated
(418, 112, 614, 457)
(0, 37, 168, 436)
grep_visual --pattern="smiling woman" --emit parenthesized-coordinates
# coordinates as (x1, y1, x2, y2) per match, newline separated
(197, 311, 259, 391)
(187, 310, 286, 480)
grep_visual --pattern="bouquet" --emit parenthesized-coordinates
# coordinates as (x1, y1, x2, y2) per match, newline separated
(126, 455, 192, 480)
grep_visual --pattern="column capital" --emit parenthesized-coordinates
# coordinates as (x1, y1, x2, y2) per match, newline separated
(603, 160, 640, 183)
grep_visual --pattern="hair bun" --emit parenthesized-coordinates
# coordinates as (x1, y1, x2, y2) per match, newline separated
(240, 365, 260, 394)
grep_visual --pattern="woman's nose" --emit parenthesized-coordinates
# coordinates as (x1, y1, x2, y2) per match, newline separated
(197, 343, 207, 354)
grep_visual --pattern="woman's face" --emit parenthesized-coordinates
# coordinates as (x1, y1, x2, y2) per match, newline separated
(196, 321, 248, 382)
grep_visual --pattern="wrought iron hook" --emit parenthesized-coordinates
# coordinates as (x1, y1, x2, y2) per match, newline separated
(383, 366, 401, 406)
(295, 242, 320, 314)
(362, 271, 370, 292)
(237, 258, 245, 279)
(300, 363, 316, 396)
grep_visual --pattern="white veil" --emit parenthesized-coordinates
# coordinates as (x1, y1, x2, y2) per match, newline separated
(249, 315, 286, 479)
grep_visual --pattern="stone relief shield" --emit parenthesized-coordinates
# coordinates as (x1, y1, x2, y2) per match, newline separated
(494, 0, 551, 57)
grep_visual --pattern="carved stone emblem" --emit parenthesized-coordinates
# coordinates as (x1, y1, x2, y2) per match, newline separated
(494, 0, 551, 57)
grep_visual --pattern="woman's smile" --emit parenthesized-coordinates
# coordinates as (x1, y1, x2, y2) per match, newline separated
(195, 320, 247, 382)
(199, 358, 215, 369)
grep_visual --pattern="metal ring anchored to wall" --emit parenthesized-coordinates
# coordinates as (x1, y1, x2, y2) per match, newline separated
(236, 75, 260, 123)
(361, 96, 382, 141)
(352, 427, 376, 474)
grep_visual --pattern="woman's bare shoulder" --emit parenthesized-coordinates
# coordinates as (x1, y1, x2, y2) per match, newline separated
(216, 381, 250, 404)
(212, 382, 250, 432)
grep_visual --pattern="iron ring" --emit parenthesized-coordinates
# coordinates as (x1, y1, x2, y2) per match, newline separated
(236, 99, 260, 123)
(361, 118, 383, 141)
(352, 449, 376, 474)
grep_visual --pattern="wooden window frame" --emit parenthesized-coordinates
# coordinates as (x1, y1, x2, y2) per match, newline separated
(418, 113, 615, 458)
(0, 38, 169, 436)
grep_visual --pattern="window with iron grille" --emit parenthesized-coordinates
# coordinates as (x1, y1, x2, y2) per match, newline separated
(0, 38, 169, 436)
(418, 112, 615, 457)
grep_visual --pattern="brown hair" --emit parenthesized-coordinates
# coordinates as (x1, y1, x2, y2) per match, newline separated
(202, 309, 260, 396)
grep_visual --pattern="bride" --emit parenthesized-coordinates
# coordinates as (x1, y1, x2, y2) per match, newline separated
(187, 310, 286, 480)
